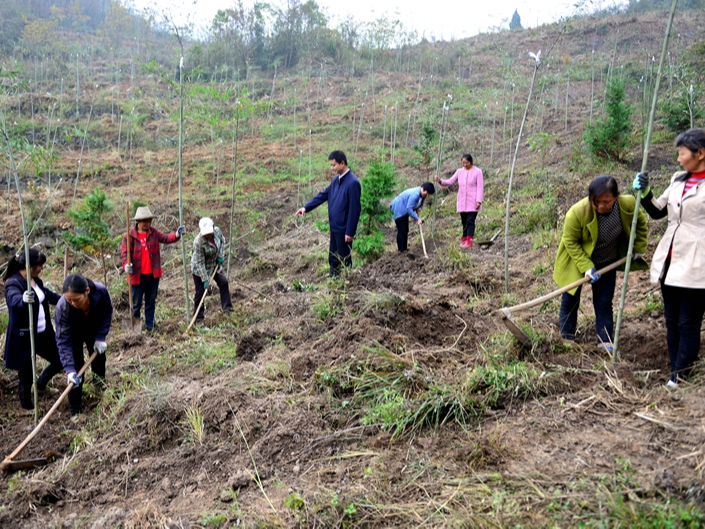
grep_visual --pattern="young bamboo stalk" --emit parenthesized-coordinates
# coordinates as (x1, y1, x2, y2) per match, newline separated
(504, 52, 541, 294)
(227, 102, 240, 276)
(613, 0, 679, 361)
(0, 109, 39, 425)
(431, 102, 449, 238)
(177, 52, 190, 320)
(391, 101, 398, 165)
(71, 106, 93, 205)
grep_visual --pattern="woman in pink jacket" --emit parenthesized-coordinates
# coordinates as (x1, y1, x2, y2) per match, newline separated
(435, 153, 484, 248)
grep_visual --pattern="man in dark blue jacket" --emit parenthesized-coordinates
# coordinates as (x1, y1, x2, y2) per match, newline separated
(295, 151, 362, 276)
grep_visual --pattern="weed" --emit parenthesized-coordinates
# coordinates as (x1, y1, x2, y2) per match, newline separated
(284, 492, 305, 510)
(185, 404, 205, 445)
(200, 512, 227, 527)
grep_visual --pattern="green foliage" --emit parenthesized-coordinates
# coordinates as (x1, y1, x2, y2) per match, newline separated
(413, 125, 438, 170)
(64, 189, 116, 285)
(509, 10, 523, 30)
(584, 76, 633, 161)
(285, 492, 305, 510)
(354, 161, 396, 260)
(660, 88, 702, 133)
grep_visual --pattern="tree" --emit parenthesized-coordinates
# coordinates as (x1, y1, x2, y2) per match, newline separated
(354, 161, 396, 260)
(64, 189, 116, 287)
(509, 10, 523, 30)
(584, 76, 633, 161)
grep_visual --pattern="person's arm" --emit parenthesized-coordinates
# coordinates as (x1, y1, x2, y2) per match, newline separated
(560, 206, 594, 274)
(301, 185, 330, 214)
(94, 287, 113, 342)
(345, 180, 362, 241)
(5, 280, 26, 310)
(475, 169, 484, 209)
(191, 237, 210, 282)
(640, 187, 670, 220)
(436, 170, 459, 187)
(405, 193, 421, 221)
(216, 229, 226, 262)
(120, 233, 128, 267)
(54, 300, 76, 373)
(155, 228, 179, 244)
(37, 278, 61, 306)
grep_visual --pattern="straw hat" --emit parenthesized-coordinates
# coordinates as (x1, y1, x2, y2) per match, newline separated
(199, 217, 215, 236)
(133, 207, 155, 221)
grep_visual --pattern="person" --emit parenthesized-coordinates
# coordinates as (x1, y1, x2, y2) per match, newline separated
(55, 274, 113, 416)
(434, 153, 484, 248)
(191, 217, 233, 323)
(633, 128, 705, 387)
(390, 182, 435, 254)
(553, 175, 648, 351)
(295, 150, 361, 276)
(2, 249, 64, 411)
(120, 206, 184, 332)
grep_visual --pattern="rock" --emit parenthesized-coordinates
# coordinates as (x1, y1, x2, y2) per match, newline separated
(230, 470, 251, 489)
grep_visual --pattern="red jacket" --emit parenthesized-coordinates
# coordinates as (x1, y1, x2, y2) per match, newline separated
(120, 226, 179, 285)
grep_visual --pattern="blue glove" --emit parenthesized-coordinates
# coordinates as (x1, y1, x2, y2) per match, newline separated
(67, 372, 82, 386)
(585, 268, 601, 284)
(632, 172, 650, 197)
(177, 226, 185, 236)
(203, 280, 209, 289)
(216, 256, 224, 264)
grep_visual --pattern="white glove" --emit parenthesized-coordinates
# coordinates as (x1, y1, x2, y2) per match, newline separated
(584, 268, 601, 284)
(634, 253, 646, 260)
(94, 341, 107, 355)
(23, 290, 35, 304)
(124, 263, 133, 274)
(67, 372, 82, 386)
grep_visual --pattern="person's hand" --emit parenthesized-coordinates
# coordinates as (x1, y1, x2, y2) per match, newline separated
(585, 268, 601, 284)
(633, 172, 650, 197)
(294, 207, 306, 217)
(216, 256, 224, 264)
(416, 218, 423, 226)
(22, 290, 35, 304)
(67, 372, 82, 386)
(176, 225, 185, 236)
(633, 253, 646, 260)
(94, 341, 107, 355)
(475, 201, 482, 210)
(203, 280, 209, 290)
(434, 175, 441, 183)
(124, 263, 133, 274)
(345, 235, 353, 243)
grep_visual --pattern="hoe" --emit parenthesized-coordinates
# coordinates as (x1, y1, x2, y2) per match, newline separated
(499, 257, 627, 346)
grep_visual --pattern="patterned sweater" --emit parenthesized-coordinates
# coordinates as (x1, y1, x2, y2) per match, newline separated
(190, 227, 226, 282)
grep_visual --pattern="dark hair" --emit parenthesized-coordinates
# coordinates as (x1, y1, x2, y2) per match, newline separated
(462, 154, 473, 165)
(2, 248, 47, 281)
(328, 150, 348, 165)
(675, 128, 705, 154)
(588, 175, 619, 204)
(421, 182, 436, 195)
(63, 273, 96, 294)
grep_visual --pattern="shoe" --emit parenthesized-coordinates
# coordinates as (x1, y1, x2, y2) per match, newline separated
(598, 344, 614, 354)
(406, 252, 416, 260)
(460, 237, 470, 248)
(38, 386, 59, 395)
(467, 236, 473, 248)
(666, 380, 679, 389)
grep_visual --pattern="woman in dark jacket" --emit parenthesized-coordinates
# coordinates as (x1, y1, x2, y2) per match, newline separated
(54, 274, 113, 416)
(3, 249, 64, 410)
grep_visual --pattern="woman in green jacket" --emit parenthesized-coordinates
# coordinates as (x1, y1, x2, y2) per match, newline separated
(553, 175, 648, 350)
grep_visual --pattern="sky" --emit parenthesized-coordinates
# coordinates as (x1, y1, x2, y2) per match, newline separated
(132, 0, 627, 42)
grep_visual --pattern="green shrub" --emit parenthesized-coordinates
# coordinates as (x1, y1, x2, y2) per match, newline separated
(353, 160, 396, 260)
(584, 76, 633, 161)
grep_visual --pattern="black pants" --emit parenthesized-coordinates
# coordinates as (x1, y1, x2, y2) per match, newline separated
(395, 215, 409, 252)
(329, 232, 352, 276)
(67, 341, 107, 415)
(193, 272, 233, 321)
(559, 268, 617, 344)
(460, 212, 478, 237)
(661, 281, 705, 382)
(17, 330, 64, 409)
(132, 273, 160, 329)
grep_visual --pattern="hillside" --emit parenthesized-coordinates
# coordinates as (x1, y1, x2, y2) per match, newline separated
(1, 8, 705, 527)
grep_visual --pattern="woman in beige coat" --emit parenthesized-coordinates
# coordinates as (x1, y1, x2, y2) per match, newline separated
(634, 128, 705, 387)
